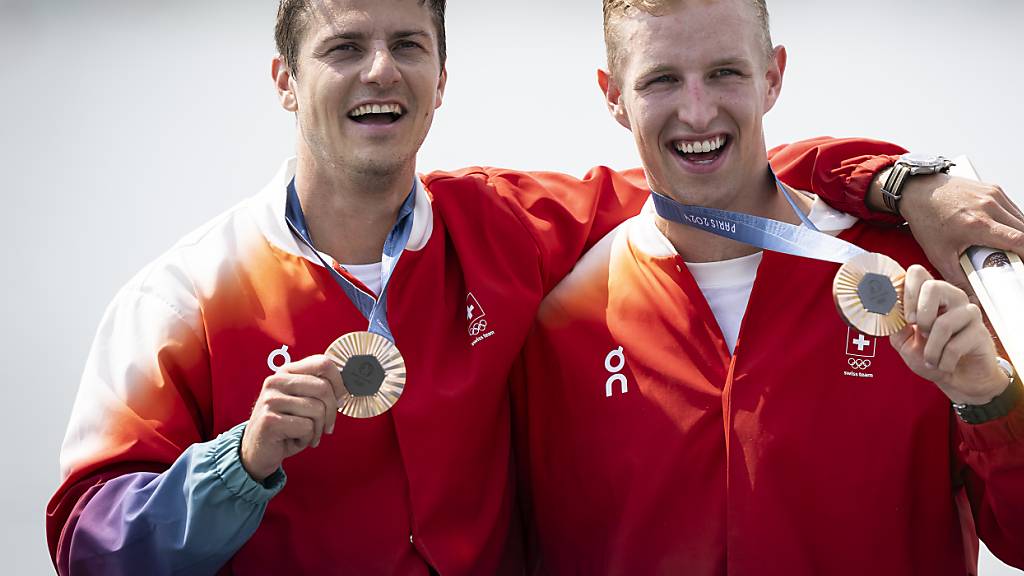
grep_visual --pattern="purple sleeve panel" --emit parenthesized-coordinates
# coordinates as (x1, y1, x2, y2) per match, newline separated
(58, 423, 286, 575)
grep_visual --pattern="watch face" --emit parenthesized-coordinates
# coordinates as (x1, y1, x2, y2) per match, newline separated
(901, 152, 945, 168)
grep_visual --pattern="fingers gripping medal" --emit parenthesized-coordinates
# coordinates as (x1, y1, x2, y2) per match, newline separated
(833, 253, 907, 336)
(325, 331, 406, 419)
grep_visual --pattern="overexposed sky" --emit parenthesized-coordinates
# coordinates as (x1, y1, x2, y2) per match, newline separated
(2, 1, 1021, 573)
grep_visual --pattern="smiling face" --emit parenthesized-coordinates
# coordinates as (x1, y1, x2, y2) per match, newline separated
(274, 0, 446, 180)
(600, 0, 785, 210)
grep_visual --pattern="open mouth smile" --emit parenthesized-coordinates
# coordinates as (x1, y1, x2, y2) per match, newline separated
(348, 102, 406, 125)
(667, 134, 731, 175)
(672, 135, 729, 165)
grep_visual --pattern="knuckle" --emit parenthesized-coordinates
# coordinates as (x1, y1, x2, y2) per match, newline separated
(918, 280, 938, 303)
(908, 264, 929, 279)
(931, 317, 952, 338)
(263, 393, 286, 412)
(272, 375, 294, 393)
(978, 195, 999, 212)
(307, 405, 324, 425)
(262, 374, 281, 390)
(321, 391, 339, 410)
(963, 212, 987, 232)
(262, 411, 283, 427)
(264, 373, 292, 391)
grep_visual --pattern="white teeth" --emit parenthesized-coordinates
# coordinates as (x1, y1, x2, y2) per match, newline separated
(675, 135, 725, 155)
(350, 103, 404, 117)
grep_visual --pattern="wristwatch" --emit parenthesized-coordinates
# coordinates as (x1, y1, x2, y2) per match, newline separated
(880, 153, 955, 215)
(953, 358, 1022, 425)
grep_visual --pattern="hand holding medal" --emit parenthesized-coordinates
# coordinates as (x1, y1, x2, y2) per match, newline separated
(241, 354, 345, 482)
(889, 264, 1010, 406)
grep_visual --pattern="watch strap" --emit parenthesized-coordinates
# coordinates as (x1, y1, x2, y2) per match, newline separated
(880, 155, 955, 215)
(881, 163, 912, 215)
(954, 368, 1023, 425)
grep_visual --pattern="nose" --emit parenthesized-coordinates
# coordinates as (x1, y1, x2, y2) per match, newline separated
(677, 80, 717, 133)
(362, 48, 401, 87)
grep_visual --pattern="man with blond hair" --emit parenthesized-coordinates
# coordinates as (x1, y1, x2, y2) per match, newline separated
(515, 0, 1024, 573)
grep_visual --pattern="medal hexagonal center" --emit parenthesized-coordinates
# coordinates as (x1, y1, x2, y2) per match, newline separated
(342, 355, 386, 396)
(857, 272, 898, 315)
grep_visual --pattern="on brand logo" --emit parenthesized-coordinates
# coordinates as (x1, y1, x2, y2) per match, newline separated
(267, 345, 291, 372)
(605, 346, 628, 397)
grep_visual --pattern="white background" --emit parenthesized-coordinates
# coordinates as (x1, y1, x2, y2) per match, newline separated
(2, 0, 1021, 573)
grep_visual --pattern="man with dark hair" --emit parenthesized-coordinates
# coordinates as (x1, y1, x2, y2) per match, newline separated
(46, 0, 1022, 574)
(515, 0, 1024, 573)
(276, 0, 447, 74)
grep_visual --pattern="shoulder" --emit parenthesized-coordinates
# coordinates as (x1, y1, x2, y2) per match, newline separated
(109, 164, 293, 338)
(538, 216, 636, 321)
(128, 195, 257, 289)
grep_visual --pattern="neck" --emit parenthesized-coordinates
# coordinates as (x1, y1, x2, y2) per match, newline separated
(657, 168, 813, 263)
(293, 153, 415, 266)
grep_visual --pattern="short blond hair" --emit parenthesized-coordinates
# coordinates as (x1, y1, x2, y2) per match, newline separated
(602, 0, 773, 76)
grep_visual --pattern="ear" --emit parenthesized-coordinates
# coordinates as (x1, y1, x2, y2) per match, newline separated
(597, 68, 631, 130)
(763, 45, 787, 113)
(272, 55, 299, 113)
(435, 66, 447, 110)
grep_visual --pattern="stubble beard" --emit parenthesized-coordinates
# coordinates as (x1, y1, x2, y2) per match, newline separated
(348, 150, 410, 183)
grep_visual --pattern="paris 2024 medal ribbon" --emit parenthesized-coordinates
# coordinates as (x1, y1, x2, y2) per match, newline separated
(651, 172, 907, 336)
(284, 178, 417, 417)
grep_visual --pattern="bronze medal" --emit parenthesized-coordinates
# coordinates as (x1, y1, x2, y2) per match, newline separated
(833, 252, 907, 337)
(325, 331, 406, 418)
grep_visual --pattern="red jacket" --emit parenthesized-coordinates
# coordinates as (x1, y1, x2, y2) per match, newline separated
(514, 200, 1024, 575)
(48, 139, 903, 574)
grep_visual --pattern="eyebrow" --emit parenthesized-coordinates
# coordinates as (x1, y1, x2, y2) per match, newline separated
(317, 29, 431, 44)
(634, 64, 676, 81)
(637, 63, 672, 76)
(708, 57, 752, 68)
(635, 56, 753, 79)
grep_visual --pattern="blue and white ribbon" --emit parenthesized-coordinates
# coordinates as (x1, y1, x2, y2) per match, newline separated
(285, 178, 415, 343)
(650, 174, 866, 264)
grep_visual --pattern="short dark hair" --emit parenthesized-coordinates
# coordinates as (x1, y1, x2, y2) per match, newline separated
(275, 0, 447, 77)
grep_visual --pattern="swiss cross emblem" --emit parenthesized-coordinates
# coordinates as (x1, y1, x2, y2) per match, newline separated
(466, 293, 488, 336)
(845, 327, 877, 358)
